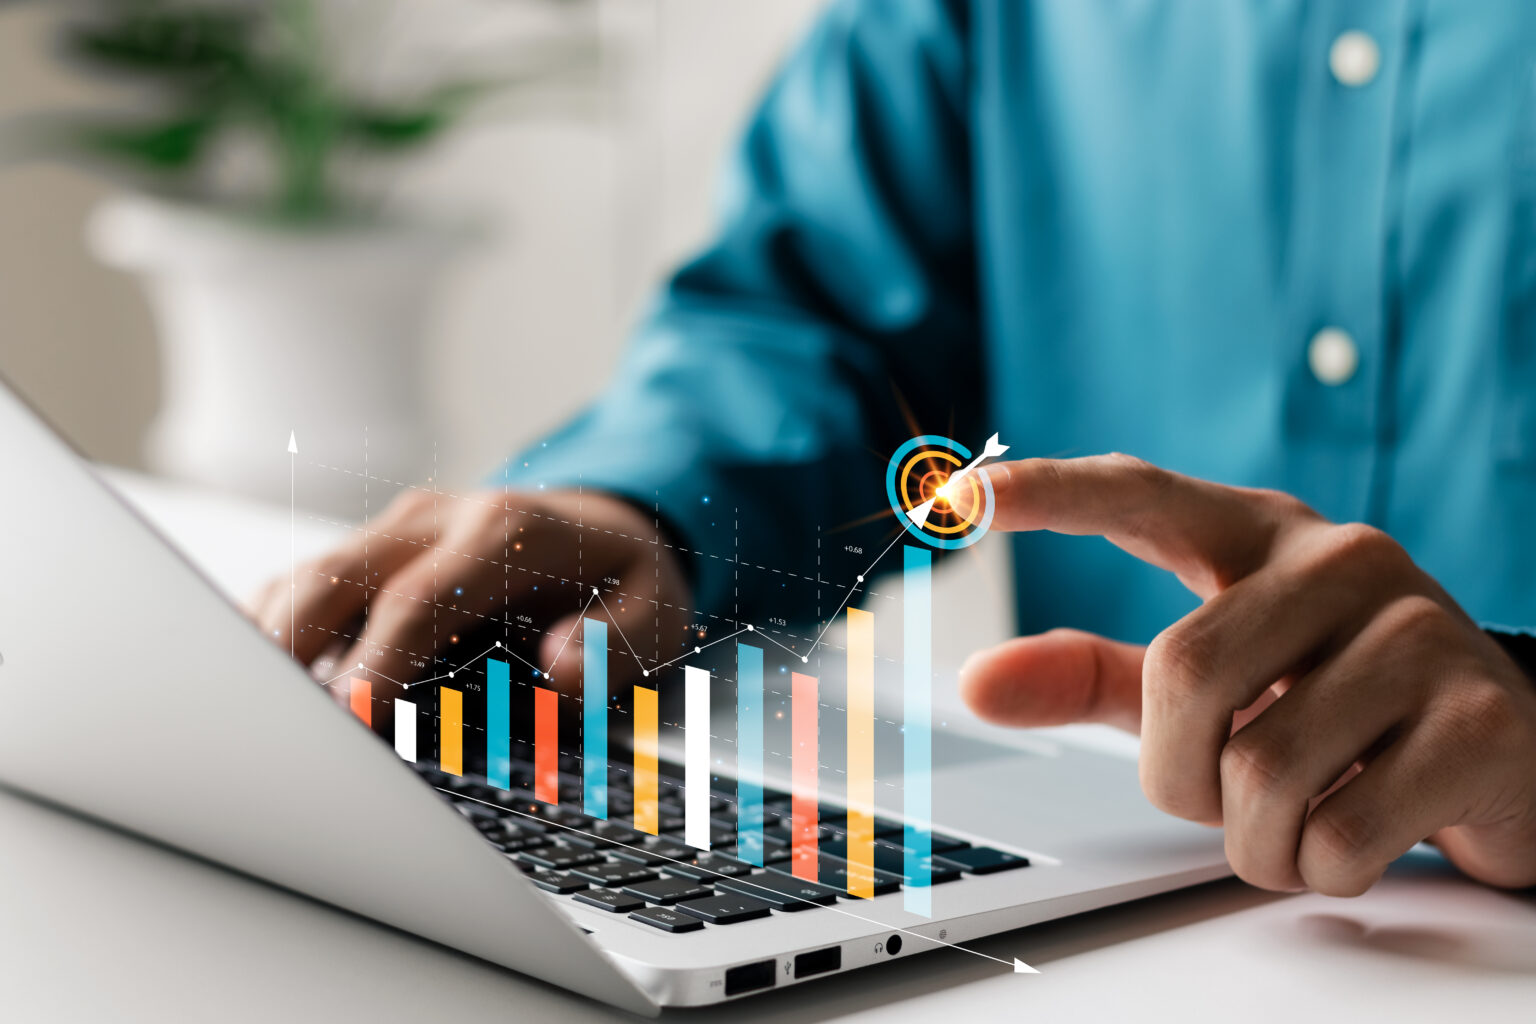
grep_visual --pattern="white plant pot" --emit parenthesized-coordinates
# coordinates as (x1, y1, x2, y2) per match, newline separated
(89, 195, 464, 517)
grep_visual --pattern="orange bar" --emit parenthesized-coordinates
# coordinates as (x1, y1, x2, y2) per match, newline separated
(440, 687, 463, 776)
(792, 671, 819, 881)
(534, 686, 559, 804)
(846, 609, 875, 897)
(348, 676, 371, 728)
(633, 686, 659, 834)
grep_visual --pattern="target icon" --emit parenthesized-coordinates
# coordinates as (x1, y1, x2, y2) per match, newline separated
(885, 433, 1007, 550)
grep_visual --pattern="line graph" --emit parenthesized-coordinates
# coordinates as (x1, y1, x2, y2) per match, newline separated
(301, 430, 1011, 922)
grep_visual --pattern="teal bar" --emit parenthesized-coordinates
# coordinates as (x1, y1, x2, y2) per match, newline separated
(487, 657, 511, 789)
(583, 618, 608, 819)
(903, 545, 933, 916)
(736, 642, 765, 866)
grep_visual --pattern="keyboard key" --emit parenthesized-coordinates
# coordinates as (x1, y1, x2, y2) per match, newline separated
(527, 870, 588, 894)
(822, 841, 962, 885)
(933, 846, 1031, 875)
(629, 906, 705, 933)
(875, 832, 972, 855)
(571, 863, 660, 888)
(664, 824, 736, 847)
(722, 844, 792, 867)
(518, 846, 604, 872)
(573, 889, 647, 913)
(644, 840, 700, 863)
(591, 821, 647, 845)
(772, 857, 903, 897)
(622, 876, 713, 906)
(488, 834, 550, 854)
(664, 852, 755, 881)
(714, 873, 840, 911)
(673, 893, 774, 925)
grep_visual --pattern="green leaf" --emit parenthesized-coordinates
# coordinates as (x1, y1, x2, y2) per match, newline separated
(61, 9, 251, 78)
(341, 82, 488, 150)
(69, 115, 218, 171)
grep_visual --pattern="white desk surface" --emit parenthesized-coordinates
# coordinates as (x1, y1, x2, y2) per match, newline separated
(4, 469, 1533, 1022)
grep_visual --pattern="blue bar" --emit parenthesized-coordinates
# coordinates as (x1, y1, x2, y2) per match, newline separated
(583, 618, 608, 819)
(487, 657, 511, 789)
(736, 642, 765, 866)
(903, 545, 933, 916)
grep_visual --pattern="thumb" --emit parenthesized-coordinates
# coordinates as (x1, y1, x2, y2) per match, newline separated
(959, 628, 1145, 735)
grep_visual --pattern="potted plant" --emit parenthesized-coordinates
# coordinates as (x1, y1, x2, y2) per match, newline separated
(2, 0, 595, 511)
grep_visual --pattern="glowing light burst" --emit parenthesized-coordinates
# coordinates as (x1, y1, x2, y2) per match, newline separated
(885, 434, 1003, 549)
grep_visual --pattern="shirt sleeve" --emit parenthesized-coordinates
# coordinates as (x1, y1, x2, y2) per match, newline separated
(494, 0, 981, 622)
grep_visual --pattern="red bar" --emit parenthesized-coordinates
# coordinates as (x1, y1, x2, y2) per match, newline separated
(349, 677, 371, 727)
(534, 687, 558, 805)
(792, 672, 819, 881)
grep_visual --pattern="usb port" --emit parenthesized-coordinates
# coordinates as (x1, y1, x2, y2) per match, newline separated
(724, 959, 777, 996)
(794, 946, 842, 979)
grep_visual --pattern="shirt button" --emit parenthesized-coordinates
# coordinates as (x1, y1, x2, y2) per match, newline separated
(1329, 31, 1380, 87)
(1308, 328, 1359, 386)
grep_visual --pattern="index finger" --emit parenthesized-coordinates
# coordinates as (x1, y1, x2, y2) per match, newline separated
(962, 454, 1299, 598)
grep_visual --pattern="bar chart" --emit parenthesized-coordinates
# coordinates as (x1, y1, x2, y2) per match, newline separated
(330, 432, 1002, 915)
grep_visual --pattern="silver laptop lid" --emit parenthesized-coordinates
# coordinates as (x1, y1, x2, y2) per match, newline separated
(0, 379, 657, 1016)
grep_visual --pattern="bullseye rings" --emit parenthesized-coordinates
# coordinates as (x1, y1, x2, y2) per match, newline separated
(885, 434, 995, 549)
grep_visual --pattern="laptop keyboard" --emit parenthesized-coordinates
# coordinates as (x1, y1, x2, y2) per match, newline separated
(415, 760, 1030, 933)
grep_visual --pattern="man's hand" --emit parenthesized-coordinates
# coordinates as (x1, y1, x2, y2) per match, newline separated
(249, 488, 691, 690)
(954, 454, 1536, 894)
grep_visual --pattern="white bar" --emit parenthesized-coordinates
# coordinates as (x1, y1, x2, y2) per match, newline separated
(394, 699, 417, 762)
(684, 666, 711, 850)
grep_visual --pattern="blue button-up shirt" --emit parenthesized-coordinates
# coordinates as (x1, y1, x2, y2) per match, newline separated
(503, 0, 1536, 643)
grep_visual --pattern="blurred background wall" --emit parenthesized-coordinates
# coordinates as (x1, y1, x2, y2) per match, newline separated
(0, 0, 1015, 676)
(0, 0, 825, 483)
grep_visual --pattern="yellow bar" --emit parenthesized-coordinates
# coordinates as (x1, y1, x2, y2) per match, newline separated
(633, 686, 659, 835)
(847, 607, 875, 898)
(440, 687, 463, 776)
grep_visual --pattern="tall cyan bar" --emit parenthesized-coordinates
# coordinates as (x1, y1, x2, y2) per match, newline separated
(583, 618, 608, 820)
(903, 545, 933, 915)
(735, 642, 765, 866)
(486, 657, 511, 789)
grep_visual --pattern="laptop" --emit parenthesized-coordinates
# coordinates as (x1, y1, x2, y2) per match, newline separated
(0, 379, 1230, 1014)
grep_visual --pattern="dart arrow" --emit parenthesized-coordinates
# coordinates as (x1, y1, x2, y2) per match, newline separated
(905, 433, 1010, 529)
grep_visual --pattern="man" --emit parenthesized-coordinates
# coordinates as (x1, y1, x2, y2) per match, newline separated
(255, 1, 1536, 895)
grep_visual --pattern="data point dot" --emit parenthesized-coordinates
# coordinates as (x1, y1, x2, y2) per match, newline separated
(857, 575, 864, 582)
(747, 623, 754, 631)
(802, 656, 809, 663)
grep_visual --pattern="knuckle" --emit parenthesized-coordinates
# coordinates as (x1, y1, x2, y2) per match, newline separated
(1433, 682, 1519, 755)
(1377, 593, 1454, 643)
(1321, 522, 1408, 576)
(1144, 627, 1215, 703)
(1138, 759, 1218, 822)
(313, 553, 361, 586)
(1220, 731, 1290, 801)
(1301, 807, 1378, 895)
(1252, 487, 1315, 522)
